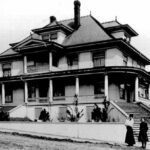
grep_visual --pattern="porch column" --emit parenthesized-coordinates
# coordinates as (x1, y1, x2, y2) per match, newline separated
(49, 79, 53, 102)
(49, 52, 52, 71)
(75, 77, 79, 96)
(104, 74, 109, 100)
(24, 81, 28, 104)
(2, 83, 5, 105)
(135, 76, 139, 101)
(24, 56, 27, 74)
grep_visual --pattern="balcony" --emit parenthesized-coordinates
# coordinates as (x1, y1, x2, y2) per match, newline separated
(27, 65, 49, 73)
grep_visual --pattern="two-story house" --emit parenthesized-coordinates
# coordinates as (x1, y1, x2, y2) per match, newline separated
(0, 0, 150, 122)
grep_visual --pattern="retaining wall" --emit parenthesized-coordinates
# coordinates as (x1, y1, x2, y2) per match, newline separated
(0, 122, 126, 143)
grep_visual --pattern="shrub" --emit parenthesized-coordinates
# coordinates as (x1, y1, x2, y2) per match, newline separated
(0, 111, 10, 121)
(39, 109, 50, 122)
(66, 107, 83, 122)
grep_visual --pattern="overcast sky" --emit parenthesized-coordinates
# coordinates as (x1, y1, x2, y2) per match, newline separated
(0, 0, 150, 61)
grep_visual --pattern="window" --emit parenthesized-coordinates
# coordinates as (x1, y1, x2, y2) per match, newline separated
(28, 83, 36, 98)
(94, 81, 104, 95)
(5, 85, 12, 103)
(93, 52, 105, 67)
(67, 54, 78, 66)
(39, 81, 48, 97)
(42, 34, 49, 41)
(120, 84, 125, 99)
(53, 82, 65, 97)
(50, 33, 57, 40)
(2, 63, 11, 77)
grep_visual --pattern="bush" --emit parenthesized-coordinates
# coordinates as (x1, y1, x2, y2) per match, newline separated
(39, 109, 50, 122)
(0, 111, 10, 121)
(66, 107, 83, 122)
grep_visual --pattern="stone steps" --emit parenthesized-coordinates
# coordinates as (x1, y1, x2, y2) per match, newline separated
(115, 101, 150, 142)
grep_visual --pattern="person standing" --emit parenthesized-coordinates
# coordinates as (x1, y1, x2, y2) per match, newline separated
(125, 114, 135, 146)
(138, 118, 148, 149)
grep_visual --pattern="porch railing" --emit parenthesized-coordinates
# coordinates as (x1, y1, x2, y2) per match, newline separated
(27, 65, 49, 73)
(28, 97, 49, 103)
(27, 94, 105, 104)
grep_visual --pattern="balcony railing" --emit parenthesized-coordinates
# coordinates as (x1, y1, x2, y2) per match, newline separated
(28, 97, 49, 103)
(27, 65, 49, 73)
(27, 95, 105, 105)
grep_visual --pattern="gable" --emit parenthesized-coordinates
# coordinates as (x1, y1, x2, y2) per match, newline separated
(12, 39, 48, 51)
(18, 40, 47, 48)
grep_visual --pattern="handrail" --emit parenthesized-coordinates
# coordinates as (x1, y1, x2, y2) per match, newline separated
(138, 102, 150, 113)
(110, 101, 128, 117)
(9, 105, 23, 113)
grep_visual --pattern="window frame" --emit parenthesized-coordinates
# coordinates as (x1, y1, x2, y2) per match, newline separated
(67, 53, 78, 67)
(2, 63, 11, 77)
(93, 51, 105, 67)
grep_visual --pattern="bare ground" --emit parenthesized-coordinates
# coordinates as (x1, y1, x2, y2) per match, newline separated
(0, 132, 146, 150)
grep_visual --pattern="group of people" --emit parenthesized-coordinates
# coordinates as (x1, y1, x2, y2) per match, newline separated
(125, 114, 148, 149)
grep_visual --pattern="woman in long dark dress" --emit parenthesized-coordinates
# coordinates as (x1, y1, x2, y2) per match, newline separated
(125, 114, 135, 146)
(138, 118, 148, 149)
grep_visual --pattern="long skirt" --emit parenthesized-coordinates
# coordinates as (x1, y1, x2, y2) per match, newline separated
(138, 130, 148, 142)
(125, 126, 135, 146)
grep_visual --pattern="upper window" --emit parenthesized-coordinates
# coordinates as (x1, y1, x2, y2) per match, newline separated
(67, 54, 78, 67)
(42, 34, 49, 41)
(93, 52, 105, 67)
(2, 63, 11, 77)
(42, 32, 57, 41)
(50, 33, 57, 40)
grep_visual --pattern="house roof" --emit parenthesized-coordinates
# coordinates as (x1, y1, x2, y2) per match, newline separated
(61, 15, 112, 46)
(0, 15, 148, 64)
(0, 48, 18, 57)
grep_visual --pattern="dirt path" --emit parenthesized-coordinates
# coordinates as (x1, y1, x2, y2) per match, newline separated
(0, 132, 145, 150)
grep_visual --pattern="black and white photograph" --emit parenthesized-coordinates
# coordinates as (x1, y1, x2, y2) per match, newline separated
(0, 0, 150, 149)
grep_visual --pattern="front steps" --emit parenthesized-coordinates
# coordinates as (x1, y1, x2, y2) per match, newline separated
(115, 101, 150, 142)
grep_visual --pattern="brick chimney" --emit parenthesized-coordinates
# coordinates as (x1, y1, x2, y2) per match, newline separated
(50, 16, 56, 24)
(74, 0, 81, 29)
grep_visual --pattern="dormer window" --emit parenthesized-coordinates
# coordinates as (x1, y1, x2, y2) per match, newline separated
(42, 34, 49, 41)
(2, 63, 11, 77)
(50, 32, 57, 40)
(42, 32, 58, 41)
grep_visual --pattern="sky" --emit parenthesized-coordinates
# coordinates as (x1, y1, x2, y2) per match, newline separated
(0, 0, 150, 66)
